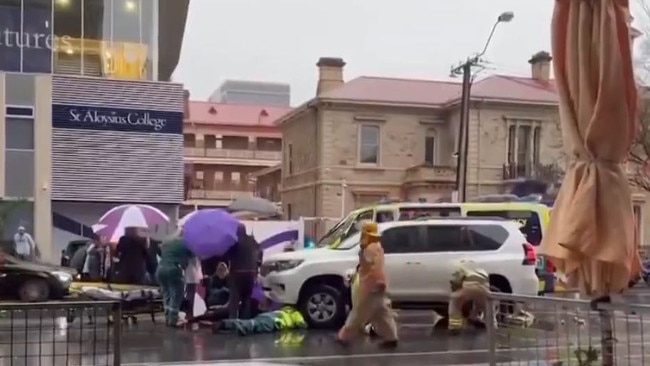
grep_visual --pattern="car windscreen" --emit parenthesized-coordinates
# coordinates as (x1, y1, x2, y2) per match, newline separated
(318, 215, 356, 247)
(465, 210, 543, 246)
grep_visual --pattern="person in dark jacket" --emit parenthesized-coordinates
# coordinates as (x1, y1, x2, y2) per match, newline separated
(224, 225, 260, 320)
(115, 228, 148, 285)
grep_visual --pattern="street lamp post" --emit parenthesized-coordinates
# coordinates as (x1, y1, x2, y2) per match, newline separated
(451, 11, 514, 202)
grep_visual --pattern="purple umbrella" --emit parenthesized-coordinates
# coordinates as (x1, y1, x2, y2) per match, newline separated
(182, 209, 240, 259)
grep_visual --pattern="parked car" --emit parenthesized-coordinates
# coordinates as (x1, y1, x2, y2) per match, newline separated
(261, 217, 540, 329)
(60, 240, 92, 268)
(0, 254, 75, 302)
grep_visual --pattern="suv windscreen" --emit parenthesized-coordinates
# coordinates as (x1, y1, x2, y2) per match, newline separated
(466, 210, 542, 246)
(319, 214, 360, 247)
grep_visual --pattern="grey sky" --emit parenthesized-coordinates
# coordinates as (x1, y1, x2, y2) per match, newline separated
(174, 0, 618, 106)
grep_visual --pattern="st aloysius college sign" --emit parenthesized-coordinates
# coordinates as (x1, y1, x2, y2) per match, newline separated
(52, 104, 183, 135)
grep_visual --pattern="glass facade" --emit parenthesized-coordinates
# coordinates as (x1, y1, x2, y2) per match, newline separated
(0, 0, 157, 80)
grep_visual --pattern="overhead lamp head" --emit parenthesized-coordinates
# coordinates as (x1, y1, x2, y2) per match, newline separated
(498, 11, 514, 23)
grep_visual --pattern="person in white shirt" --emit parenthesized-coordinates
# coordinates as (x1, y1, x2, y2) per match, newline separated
(184, 257, 204, 324)
(13, 226, 36, 261)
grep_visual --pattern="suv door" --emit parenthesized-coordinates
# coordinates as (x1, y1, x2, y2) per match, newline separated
(421, 223, 510, 298)
(419, 224, 468, 297)
(379, 224, 426, 301)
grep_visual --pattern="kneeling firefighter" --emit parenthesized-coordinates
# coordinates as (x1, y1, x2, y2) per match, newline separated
(448, 261, 493, 333)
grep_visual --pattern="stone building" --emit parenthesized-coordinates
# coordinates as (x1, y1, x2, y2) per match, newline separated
(269, 53, 648, 242)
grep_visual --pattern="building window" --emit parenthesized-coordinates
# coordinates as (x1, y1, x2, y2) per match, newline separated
(533, 126, 541, 165)
(0, 201, 34, 241)
(183, 133, 196, 147)
(517, 125, 531, 167)
(634, 204, 642, 243)
(286, 203, 293, 220)
(0, 0, 53, 73)
(45, 0, 157, 80)
(507, 125, 516, 164)
(359, 125, 380, 164)
(193, 170, 204, 189)
(231, 172, 241, 185)
(5, 115, 34, 198)
(425, 130, 436, 165)
(287, 144, 293, 174)
(506, 123, 541, 167)
(214, 171, 224, 183)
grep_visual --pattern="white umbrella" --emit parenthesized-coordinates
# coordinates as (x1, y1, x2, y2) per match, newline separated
(96, 204, 170, 243)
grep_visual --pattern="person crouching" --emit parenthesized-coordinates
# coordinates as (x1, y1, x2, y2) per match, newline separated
(336, 222, 398, 348)
(448, 261, 493, 334)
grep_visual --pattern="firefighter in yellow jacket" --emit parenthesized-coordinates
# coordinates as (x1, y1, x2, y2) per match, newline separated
(337, 221, 398, 348)
(448, 261, 493, 334)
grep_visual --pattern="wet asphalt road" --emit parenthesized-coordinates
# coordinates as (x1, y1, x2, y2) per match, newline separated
(1, 287, 650, 366)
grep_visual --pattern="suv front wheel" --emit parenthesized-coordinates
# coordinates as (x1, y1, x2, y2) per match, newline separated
(299, 284, 346, 329)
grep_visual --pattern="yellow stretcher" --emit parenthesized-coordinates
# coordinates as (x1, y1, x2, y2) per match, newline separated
(69, 281, 158, 294)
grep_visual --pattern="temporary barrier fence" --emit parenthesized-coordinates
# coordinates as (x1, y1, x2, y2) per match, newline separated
(484, 292, 650, 366)
(0, 300, 122, 366)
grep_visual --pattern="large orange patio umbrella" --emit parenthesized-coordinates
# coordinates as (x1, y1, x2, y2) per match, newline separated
(540, 0, 639, 297)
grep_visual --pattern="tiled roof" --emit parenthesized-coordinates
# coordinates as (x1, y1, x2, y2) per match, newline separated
(186, 101, 292, 127)
(318, 74, 558, 106)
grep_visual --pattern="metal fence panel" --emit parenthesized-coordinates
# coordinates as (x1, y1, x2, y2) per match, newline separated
(0, 301, 121, 366)
(485, 292, 650, 366)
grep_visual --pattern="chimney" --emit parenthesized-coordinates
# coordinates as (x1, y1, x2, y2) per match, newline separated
(183, 89, 190, 118)
(528, 51, 552, 82)
(316, 57, 345, 96)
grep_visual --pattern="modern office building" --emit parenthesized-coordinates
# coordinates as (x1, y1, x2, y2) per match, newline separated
(209, 80, 291, 107)
(0, 0, 190, 260)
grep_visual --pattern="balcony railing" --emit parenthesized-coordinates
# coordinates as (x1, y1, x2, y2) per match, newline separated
(403, 164, 456, 184)
(184, 147, 282, 160)
(186, 189, 254, 201)
(502, 163, 564, 182)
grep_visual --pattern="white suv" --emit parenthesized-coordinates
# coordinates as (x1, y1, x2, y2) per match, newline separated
(261, 217, 539, 328)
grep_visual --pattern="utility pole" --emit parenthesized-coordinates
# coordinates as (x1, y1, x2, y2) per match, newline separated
(450, 11, 514, 203)
(452, 60, 474, 203)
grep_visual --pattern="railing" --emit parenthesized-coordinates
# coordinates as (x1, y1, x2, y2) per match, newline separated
(184, 147, 282, 160)
(0, 301, 122, 366)
(481, 292, 650, 366)
(403, 164, 456, 184)
(502, 162, 564, 181)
